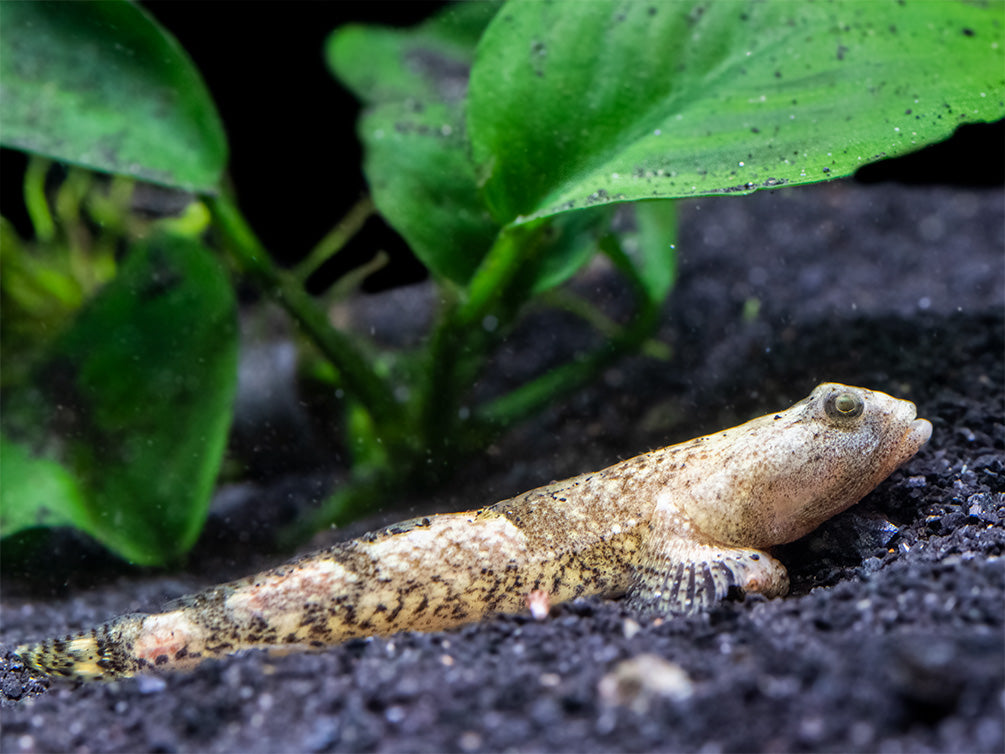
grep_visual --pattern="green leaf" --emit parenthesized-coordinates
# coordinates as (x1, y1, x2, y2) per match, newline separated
(469, 0, 1005, 224)
(598, 201, 678, 316)
(329, 1, 624, 292)
(357, 99, 499, 284)
(522, 207, 616, 295)
(631, 200, 678, 305)
(327, 1, 500, 105)
(1, 233, 238, 565)
(0, 0, 227, 192)
(327, 3, 503, 286)
(0, 434, 88, 533)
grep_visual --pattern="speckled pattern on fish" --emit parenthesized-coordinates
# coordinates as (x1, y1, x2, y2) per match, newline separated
(16, 383, 932, 681)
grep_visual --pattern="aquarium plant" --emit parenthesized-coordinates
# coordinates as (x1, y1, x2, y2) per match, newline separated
(1, 0, 1001, 564)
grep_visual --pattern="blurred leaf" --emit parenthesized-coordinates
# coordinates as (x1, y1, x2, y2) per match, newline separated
(327, 2, 500, 105)
(631, 200, 678, 305)
(1, 234, 238, 565)
(468, 0, 1005, 223)
(356, 99, 499, 284)
(328, 3, 502, 286)
(0, 434, 88, 533)
(0, 0, 227, 192)
(522, 207, 616, 295)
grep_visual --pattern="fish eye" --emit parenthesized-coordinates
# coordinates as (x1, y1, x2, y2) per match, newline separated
(825, 390, 864, 420)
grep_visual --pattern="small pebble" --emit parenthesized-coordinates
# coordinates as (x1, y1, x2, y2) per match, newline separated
(598, 654, 694, 713)
(135, 675, 167, 694)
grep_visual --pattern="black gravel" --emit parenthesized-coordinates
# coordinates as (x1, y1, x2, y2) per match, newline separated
(1, 179, 1002, 753)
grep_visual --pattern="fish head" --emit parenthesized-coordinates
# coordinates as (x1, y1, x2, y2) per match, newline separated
(682, 383, 932, 548)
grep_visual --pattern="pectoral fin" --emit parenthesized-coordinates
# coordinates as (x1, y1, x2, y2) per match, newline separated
(628, 538, 789, 616)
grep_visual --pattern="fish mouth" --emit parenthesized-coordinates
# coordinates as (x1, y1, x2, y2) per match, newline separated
(900, 414, 933, 454)
(910, 417, 933, 442)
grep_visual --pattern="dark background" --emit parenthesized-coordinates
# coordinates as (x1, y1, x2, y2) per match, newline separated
(1, 1, 1002, 294)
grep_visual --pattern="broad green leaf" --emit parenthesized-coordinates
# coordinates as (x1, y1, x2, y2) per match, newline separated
(328, 3, 504, 285)
(327, 1, 500, 105)
(357, 99, 499, 284)
(0, 1, 227, 192)
(357, 96, 613, 289)
(329, 2, 629, 291)
(0, 434, 88, 533)
(0, 234, 238, 565)
(469, 0, 1005, 224)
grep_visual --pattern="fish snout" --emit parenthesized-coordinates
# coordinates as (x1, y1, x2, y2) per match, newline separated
(907, 417, 933, 448)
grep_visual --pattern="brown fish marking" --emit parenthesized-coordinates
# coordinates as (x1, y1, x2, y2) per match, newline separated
(16, 383, 931, 680)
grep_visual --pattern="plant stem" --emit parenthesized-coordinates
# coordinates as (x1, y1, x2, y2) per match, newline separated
(416, 226, 541, 457)
(207, 193, 400, 429)
(282, 470, 394, 545)
(455, 225, 536, 326)
(414, 293, 467, 459)
(475, 301, 661, 430)
(23, 157, 54, 243)
(541, 288, 672, 361)
(293, 196, 374, 283)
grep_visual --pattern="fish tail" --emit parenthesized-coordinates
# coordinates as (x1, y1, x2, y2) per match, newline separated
(15, 613, 146, 681)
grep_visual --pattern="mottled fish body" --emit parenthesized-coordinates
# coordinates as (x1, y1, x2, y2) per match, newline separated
(17, 383, 931, 680)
